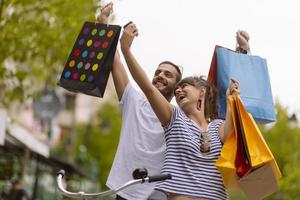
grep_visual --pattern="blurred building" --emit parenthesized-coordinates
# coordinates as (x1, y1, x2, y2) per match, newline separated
(0, 76, 117, 199)
(288, 113, 299, 128)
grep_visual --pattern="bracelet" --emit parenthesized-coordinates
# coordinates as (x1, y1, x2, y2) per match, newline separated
(236, 46, 249, 54)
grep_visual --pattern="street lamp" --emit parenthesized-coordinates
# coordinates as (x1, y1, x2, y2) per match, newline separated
(32, 85, 62, 139)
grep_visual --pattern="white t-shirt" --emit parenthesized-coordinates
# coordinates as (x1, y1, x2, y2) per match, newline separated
(106, 83, 166, 200)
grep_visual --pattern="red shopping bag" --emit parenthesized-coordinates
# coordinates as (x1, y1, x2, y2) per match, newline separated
(207, 45, 224, 87)
(231, 95, 252, 177)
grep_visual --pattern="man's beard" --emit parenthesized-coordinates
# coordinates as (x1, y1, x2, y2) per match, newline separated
(159, 86, 174, 100)
(152, 79, 174, 100)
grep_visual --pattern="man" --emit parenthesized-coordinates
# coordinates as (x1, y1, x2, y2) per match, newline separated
(97, 3, 182, 200)
(8, 179, 30, 200)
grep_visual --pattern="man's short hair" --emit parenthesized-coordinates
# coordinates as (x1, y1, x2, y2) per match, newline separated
(158, 61, 182, 83)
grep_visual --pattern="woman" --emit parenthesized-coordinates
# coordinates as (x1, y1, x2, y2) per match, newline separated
(120, 22, 239, 200)
(150, 76, 238, 200)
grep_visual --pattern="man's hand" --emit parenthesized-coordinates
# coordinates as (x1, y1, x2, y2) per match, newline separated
(120, 22, 139, 52)
(236, 30, 250, 51)
(96, 2, 113, 24)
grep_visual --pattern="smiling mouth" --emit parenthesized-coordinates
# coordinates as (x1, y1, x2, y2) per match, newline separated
(154, 80, 167, 86)
(177, 94, 185, 102)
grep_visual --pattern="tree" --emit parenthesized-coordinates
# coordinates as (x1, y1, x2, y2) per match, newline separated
(74, 101, 122, 189)
(0, 0, 97, 107)
(262, 102, 300, 200)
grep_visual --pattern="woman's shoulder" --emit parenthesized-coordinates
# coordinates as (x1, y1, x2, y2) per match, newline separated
(209, 118, 225, 128)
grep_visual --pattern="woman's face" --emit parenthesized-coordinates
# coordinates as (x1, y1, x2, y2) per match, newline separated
(174, 82, 202, 110)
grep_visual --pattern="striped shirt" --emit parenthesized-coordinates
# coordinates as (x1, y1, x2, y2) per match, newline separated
(155, 106, 228, 200)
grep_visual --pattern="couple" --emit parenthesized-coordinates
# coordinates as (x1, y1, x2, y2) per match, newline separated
(98, 3, 249, 200)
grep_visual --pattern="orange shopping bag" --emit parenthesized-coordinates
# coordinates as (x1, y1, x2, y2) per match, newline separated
(235, 95, 281, 178)
(215, 96, 239, 189)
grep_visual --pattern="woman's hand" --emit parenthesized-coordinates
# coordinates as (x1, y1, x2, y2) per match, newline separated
(226, 79, 240, 98)
(219, 79, 240, 143)
(120, 22, 139, 52)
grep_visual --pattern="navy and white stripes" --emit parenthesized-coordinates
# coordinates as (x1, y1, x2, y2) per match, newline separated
(155, 106, 228, 200)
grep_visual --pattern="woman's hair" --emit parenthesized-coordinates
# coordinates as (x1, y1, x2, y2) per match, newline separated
(175, 76, 218, 121)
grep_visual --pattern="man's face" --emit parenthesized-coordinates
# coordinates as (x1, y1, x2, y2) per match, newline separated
(152, 63, 179, 99)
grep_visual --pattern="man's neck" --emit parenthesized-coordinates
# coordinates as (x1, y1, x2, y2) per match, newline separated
(164, 94, 173, 102)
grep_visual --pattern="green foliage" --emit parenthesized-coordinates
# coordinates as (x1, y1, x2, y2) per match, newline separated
(262, 102, 300, 200)
(74, 101, 122, 189)
(279, 162, 300, 200)
(0, 0, 97, 107)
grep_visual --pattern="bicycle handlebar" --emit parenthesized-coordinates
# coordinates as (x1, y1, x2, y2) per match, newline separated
(57, 169, 171, 199)
(149, 174, 172, 183)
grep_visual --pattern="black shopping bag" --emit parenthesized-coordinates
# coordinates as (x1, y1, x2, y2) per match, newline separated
(58, 22, 121, 97)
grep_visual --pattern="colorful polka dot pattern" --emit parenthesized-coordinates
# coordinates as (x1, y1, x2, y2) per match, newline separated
(63, 24, 115, 83)
(64, 60, 102, 80)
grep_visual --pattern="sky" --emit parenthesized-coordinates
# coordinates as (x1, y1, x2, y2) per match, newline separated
(107, 0, 300, 115)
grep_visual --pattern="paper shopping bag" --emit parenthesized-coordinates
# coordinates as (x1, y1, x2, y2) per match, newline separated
(234, 95, 281, 198)
(208, 46, 275, 124)
(216, 96, 240, 189)
(208, 45, 223, 87)
(233, 96, 251, 177)
(239, 163, 279, 200)
(216, 95, 281, 190)
(235, 96, 281, 178)
(58, 22, 121, 97)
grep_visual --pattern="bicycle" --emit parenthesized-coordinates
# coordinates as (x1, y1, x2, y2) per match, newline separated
(57, 168, 171, 199)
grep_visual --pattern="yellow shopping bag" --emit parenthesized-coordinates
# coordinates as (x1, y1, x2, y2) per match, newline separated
(215, 96, 240, 189)
(235, 95, 281, 179)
